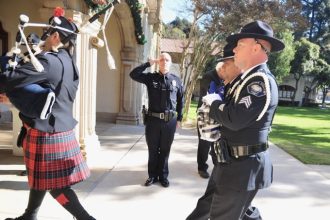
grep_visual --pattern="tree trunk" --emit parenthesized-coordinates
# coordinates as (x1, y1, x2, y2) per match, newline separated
(292, 76, 301, 106)
(183, 80, 195, 121)
(321, 87, 327, 107)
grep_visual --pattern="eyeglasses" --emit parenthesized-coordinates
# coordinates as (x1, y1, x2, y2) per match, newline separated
(255, 39, 270, 55)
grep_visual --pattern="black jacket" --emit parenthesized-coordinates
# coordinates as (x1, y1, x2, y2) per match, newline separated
(209, 63, 277, 190)
(0, 49, 79, 132)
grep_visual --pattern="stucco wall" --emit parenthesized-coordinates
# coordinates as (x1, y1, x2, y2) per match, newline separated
(96, 13, 122, 115)
(0, 0, 43, 47)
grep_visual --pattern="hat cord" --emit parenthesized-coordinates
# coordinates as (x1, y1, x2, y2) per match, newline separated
(101, 3, 116, 70)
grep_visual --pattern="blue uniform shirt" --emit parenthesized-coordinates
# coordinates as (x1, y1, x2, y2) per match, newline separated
(129, 62, 184, 121)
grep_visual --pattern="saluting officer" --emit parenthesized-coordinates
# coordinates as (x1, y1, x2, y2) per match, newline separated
(188, 20, 285, 220)
(130, 52, 184, 188)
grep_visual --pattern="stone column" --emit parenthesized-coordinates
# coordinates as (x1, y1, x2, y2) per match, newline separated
(115, 47, 140, 125)
(73, 12, 102, 157)
(12, 108, 23, 156)
(39, 1, 102, 158)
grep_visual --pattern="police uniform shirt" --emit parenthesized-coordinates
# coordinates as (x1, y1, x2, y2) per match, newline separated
(207, 63, 276, 191)
(130, 62, 184, 121)
(209, 63, 278, 146)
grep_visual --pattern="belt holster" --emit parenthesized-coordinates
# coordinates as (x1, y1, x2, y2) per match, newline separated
(16, 126, 27, 148)
(214, 139, 231, 163)
(142, 105, 148, 125)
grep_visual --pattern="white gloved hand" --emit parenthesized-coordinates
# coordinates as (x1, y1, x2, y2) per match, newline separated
(202, 93, 222, 106)
(6, 47, 21, 57)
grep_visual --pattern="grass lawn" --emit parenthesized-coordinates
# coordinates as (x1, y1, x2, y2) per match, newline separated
(186, 100, 198, 122)
(186, 101, 330, 165)
(270, 106, 330, 165)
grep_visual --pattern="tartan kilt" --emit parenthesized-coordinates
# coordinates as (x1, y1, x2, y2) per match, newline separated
(22, 126, 90, 190)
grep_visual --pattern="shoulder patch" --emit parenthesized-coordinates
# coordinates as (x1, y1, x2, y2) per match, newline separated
(247, 81, 265, 97)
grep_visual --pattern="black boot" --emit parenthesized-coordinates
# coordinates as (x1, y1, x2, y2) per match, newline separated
(73, 216, 96, 220)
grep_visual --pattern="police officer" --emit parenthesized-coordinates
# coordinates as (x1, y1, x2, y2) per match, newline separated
(130, 52, 184, 187)
(188, 41, 242, 220)
(196, 42, 238, 178)
(187, 20, 285, 220)
(196, 62, 223, 178)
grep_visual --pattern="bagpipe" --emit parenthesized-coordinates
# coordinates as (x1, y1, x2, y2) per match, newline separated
(6, 0, 118, 71)
(3, 1, 118, 120)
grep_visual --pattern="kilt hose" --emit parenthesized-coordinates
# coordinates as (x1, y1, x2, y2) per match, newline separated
(22, 125, 90, 190)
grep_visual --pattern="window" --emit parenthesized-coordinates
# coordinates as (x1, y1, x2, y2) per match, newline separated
(279, 85, 295, 99)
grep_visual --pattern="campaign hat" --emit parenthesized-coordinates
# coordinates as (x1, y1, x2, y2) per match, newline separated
(226, 20, 285, 52)
(217, 41, 236, 62)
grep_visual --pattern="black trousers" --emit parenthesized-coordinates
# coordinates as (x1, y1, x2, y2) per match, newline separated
(145, 116, 177, 180)
(197, 127, 217, 172)
(186, 165, 262, 220)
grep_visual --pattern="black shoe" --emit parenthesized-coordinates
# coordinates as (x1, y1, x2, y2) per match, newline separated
(5, 213, 37, 220)
(198, 170, 210, 179)
(144, 177, 158, 186)
(19, 170, 27, 176)
(73, 216, 96, 220)
(160, 178, 170, 187)
(5, 217, 31, 220)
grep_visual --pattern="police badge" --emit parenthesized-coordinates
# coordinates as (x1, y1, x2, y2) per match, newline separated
(172, 80, 177, 87)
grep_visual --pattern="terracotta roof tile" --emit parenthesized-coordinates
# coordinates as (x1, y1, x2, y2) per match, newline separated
(161, 38, 222, 56)
(160, 39, 193, 53)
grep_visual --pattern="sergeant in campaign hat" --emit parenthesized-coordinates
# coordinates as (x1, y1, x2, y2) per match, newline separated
(187, 20, 284, 220)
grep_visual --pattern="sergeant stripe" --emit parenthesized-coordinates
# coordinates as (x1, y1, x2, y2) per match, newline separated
(235, 71, 271, 121)
(238, 96, 252, 109)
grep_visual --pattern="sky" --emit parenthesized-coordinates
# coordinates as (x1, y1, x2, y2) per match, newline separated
(162, 0, 188, 24)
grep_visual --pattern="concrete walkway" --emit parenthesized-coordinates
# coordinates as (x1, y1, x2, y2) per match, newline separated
(0, 122, 329, 220)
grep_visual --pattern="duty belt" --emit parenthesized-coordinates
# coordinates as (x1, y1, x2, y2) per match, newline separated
(148, 110, 176, 122)
(229, 143, 269, 158)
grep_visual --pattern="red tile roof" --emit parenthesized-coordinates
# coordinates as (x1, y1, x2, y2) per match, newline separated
(161, 38, 222, 55)
(160, 39, 193, 53)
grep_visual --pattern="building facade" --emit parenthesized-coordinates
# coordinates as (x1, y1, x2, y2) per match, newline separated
(0, 0, 163, 157)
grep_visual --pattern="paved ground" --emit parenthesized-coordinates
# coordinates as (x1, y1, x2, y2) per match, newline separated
(0, 122, 329, 220)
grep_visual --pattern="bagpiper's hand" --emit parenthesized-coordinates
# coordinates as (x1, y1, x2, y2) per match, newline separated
(202, 93, 222, 106)
(6, 47, 21, 57)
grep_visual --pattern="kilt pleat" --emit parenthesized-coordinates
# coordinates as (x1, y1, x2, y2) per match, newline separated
(23, 126, 90, 190)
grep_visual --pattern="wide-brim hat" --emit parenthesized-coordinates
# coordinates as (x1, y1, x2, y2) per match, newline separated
(226, 20, 285, 52)
(217, 41, 236, 62)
